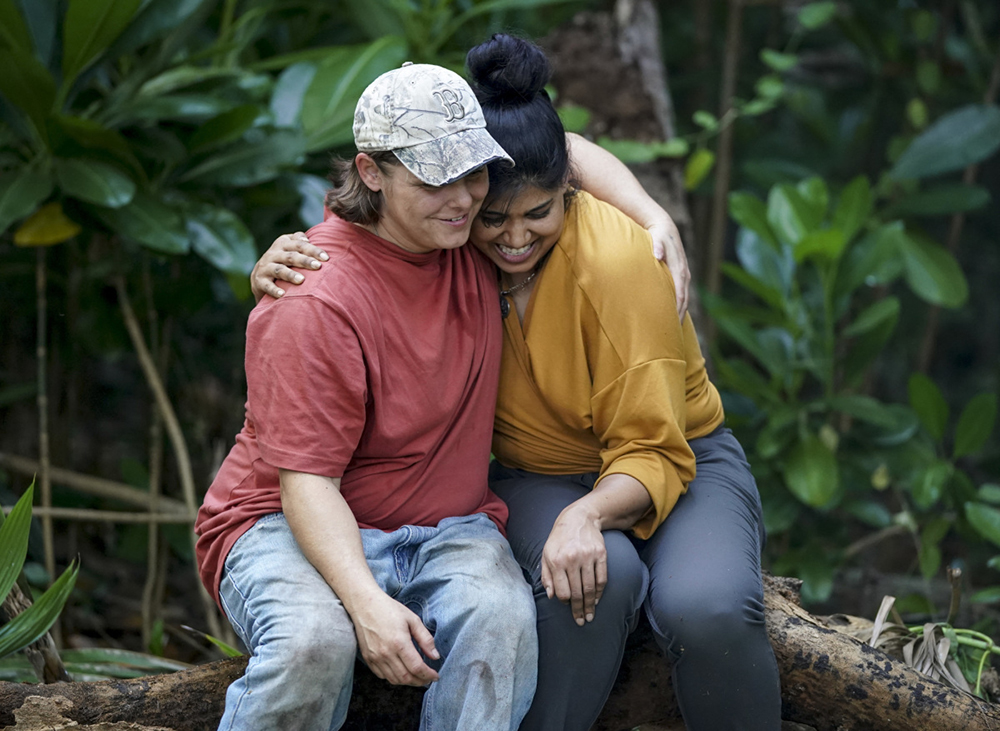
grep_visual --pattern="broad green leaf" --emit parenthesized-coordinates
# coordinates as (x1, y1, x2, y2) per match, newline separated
(51, 116, 145, 182)
(180, 625, 243, 658)
(741, 98, 776, 116)
(693, 111, 718, 131)
(796, 177, 829, 223)
(793, 229, 846, 263)
(0, 46, 56, 136)
(734, 228, 794, 297)
(62, 0, 141, 85)
(0, 170, 53, 234)
(61, 647, 189, 672)
(966, 502, 1000, 550)
(95, 194, 188, 255)
(729, 192, 779, 248)
(0, 560, 77, 659)
(767, 185, 814, 246)
(832, 176, 871, 242)
(909, 373, 948, 441)
(915, 60, 941, 94)
(0, 0, 32, 52)
(760, 49, 797, 72)
(843, 500, 892, 528)
(913, 459, 951, 509)
(834, 222, 905, 300)
(302, 37, 408, 153)
(886, 184, 990, 217)
(906, 98, 928, 130)
(898, 230, 968, 308)
(721, 262, 784, 309)
(109, 0, 210, 56)
(842, 315, 897, 390)
(843, 297, 899, 338)
(139, 67, 253, 98)
(15, 0, 57, 66)
(55, 158, 135, 208)
(0, 485, 34, 604)
(179, 130, 305, 187)
(891, 104, 1000, 180)
(271, 62, 317, 128)
(971, 587, 1000, 604)
(953, 393, 997, 459)
(118, 94, 235, 123)
(918, 542, 942, 579)
(189, 105, 262, 154)
(684, 149, 715, 190)
(979, 484, 1000, 505)
(13, 202, 80, 246)
(783, 434, 840, 508)
(755, 75, 784, 100)
(186, 203, 258, 275)
(557, 104, 591, 134)
(798, 1, 837, 29)
(828, 394, 903, 429)
(756, 409, 798, 459)
(292, 174, 328, 228)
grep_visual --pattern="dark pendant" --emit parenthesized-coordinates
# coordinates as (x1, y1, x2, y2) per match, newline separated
(500, 295, 510, 319)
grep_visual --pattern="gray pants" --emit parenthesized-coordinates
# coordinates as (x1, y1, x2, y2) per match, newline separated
(489, 427, 782, 731)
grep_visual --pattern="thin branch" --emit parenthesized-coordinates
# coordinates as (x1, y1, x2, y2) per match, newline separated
(843, 524, 910, 559)
(35, 249, 54, 592)
(0, 506, 196, 523)
(114, 276, 224, 640)
(0, 454, 188, 513)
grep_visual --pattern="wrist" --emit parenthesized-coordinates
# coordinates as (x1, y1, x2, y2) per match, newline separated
(557, 499, 604, 531)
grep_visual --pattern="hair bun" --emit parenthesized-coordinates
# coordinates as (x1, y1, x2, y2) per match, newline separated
(466, 34, 551, 105)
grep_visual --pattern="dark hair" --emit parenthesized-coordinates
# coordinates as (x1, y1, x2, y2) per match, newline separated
(466, 34, 575, 206)
(324, 151, 400, 225)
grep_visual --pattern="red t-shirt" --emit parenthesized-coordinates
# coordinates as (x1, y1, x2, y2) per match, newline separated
(195, 216, 506, 607)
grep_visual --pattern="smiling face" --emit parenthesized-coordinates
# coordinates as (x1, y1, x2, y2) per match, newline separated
(470, 185, 568, 276)
(357, 154, 490, 254)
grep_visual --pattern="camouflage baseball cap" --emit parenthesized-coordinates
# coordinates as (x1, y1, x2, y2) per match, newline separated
(354, 63, 513, 187)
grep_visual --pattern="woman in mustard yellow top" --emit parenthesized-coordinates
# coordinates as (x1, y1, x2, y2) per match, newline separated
(255, 34, 780, 731)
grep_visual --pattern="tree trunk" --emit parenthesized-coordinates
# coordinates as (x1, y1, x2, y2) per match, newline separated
(2, 574, 997, 730)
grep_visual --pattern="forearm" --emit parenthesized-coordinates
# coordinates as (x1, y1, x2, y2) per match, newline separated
(560, 472, 652, 532)
(279, 469, 381, 615)
(568, 133, 672, 230)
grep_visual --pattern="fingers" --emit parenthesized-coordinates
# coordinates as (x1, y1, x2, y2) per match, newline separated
(271, 262, 305, 285)
(409, 615, 440, 662)
(281, 232, 329, 262)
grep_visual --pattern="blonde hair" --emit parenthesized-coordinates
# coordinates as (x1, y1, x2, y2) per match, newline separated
(324, 151, 399, 225)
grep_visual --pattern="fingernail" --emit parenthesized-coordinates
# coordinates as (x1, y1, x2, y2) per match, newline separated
(319, 252, 329, 260)
(586, 613, 594, 623)
(310, 261, 320, 269)
(431, 649, 440, 659)
(294, 274, 304, 283)
(576, 617, 585, 627)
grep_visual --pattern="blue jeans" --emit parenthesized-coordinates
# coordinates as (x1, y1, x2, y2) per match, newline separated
(217, 512, 538, 731)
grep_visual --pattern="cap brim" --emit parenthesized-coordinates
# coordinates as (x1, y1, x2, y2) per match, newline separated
(393, 127, 513, 187)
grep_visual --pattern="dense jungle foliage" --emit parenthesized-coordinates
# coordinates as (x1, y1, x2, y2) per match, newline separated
(0, 0, 998, 670)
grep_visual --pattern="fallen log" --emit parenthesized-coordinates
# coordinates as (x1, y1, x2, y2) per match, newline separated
(2, 574, 998, 730)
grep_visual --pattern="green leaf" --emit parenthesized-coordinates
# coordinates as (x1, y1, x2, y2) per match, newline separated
(906, 98, 928, 130)
(828, 394, 903, 429)
(734, 228, 794, 298)
(898, 230, 968, 308)
(913, 459, 952, 509)
(966, 502, 1000, 550)
(843, 500, 892, 528)
(110, 0, 210, 56)
(754, 75, 784, 101)
(119, 94, 235, 123)
(832, 176, 871, 243)
(302, 37, 408, 153)
(891, 104, 1000, 180)
(684, 149, 715, 190)
(971, 587, 1000, 604)
(721, 262, 784, 309)
(909, 373, 948, 441)
(557, 104, 591, 134)
(292, 173, 328, 228)
(798, 1, 837, 29)
(0, 46, 56, 136)
(978, 484, 1000, 505)
(760, 49, 798, 72)
(793, 229, 846, 263)
(0, 0, 33, 52)
(270, 62, 316, 128)
(692, 110, 718, 131)
(834, 223, 905, 300)
(915, 60, 941, 95)
(95, 194, 189, 255)
(55, 158, 135, 209)
(188, 105, 262, 154)
(0, 560, 78, 659)
(180, 625, 243, 657)
(51, 116, 145, 182)
(918, 542, 942, 579)
(0, 485, 34, 604)
(179, 130, 305, 187)
(62, 0, 142, 85)
(783, 434, 840, 508)
(60, 647, 189, 672)
(953, 393, 997, 459)
(767, 184, 815, 246)
(843, 297, 900, 337)
(886, 184, 991, 218)
(730, 192, 779, 248)
(185, 203, 257, 276)
(0, 170, 53, 235)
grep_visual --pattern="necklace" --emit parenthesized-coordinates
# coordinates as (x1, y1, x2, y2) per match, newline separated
(499, 269, 538, 319)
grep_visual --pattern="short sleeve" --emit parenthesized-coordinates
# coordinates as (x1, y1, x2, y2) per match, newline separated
(246, 295, 367, 477)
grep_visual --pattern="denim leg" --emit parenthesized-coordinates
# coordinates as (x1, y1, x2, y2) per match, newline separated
(490, 467, 647, 731)
(217, 513, 357, 731)
(363, 514, 538, 731)
(639, 429, 782, 731)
